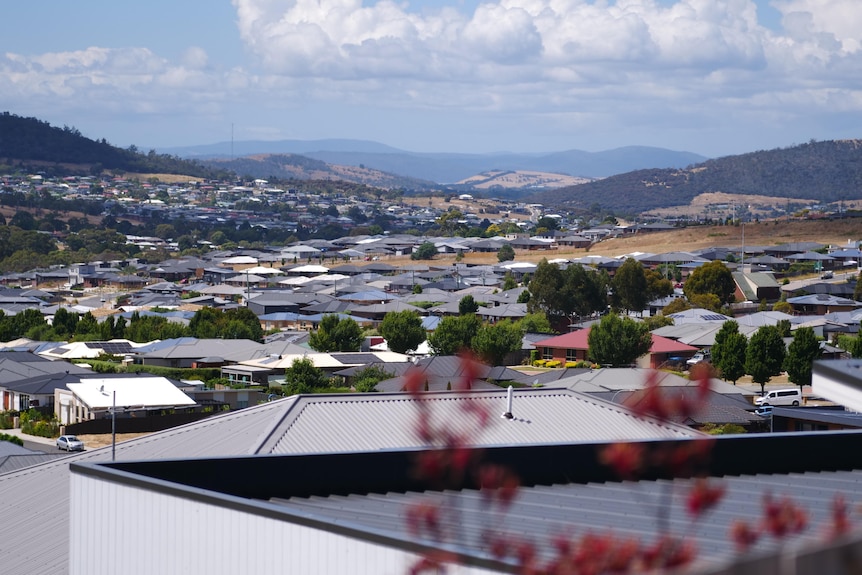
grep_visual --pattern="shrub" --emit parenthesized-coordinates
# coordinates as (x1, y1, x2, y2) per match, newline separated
(532, 359, 547, 367)
(0, 432, 23, 446)
(545, 360, 562, 368)
(0, 412, 14, 429)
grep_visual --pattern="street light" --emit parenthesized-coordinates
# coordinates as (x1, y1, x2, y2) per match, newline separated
(99, 385, 116, 461)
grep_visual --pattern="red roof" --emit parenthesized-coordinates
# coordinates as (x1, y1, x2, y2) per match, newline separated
(534, 328, 697, 354)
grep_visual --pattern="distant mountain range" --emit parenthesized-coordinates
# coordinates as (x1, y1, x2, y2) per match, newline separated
(161, 140, 708, 183)
(5, 112, 860, 218)
(530, 139, 862, 214)
(0, 112, 228, 179)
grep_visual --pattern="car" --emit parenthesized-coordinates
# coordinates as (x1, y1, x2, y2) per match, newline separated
(56, 435, 85, 452)
(754, 388, 803, 407)
(686, 350, 710, 367)
(821, 271, 834, 279)
(754, 405, 774, 417)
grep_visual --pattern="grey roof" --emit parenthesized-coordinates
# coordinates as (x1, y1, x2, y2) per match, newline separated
(137, 338, 266, 362)
(253, 388, 700, 456)
(787, 293, 862, 307)
(0, 399, 291, 575)
(0, 441, 37, 457)
(555, 367, 754, 397)
(0, 453, 67, 475)
(652, 322, 761, 347)
(666, 308, 733, 323)
(273, 466, 861, 569)
(0, 354, 92, 386)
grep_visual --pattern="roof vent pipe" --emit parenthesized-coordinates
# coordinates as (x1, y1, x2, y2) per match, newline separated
(502, 385, 514, 420)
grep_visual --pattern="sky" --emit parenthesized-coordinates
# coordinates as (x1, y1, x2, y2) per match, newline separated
(3, 0, 862, 158)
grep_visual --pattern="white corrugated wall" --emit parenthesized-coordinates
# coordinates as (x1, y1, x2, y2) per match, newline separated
(69, 473, 498, 575)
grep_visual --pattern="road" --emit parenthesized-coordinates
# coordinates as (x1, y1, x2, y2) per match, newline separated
(2, 428, 60, 454)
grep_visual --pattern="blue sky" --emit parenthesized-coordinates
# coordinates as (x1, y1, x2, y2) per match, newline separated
(3, 0, 861, 158)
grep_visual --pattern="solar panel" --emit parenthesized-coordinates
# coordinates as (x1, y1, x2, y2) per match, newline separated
(85, 342, 134, 354)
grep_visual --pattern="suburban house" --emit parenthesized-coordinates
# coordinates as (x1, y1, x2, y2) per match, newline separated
(732, 271, 782, 302)
(533, 328, 699, 368)
(54, 375, 197, 424)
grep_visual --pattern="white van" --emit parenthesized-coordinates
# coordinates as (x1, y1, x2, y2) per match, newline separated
(754, 388, 802, 407)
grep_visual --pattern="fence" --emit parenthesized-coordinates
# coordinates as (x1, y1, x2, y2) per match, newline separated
(65, 411, 217, 435)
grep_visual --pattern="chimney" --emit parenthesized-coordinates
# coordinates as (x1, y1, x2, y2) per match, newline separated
(502, 385, 514, 420)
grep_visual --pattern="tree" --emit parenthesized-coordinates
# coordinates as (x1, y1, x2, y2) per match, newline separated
(472, 320, 523, 366)
(428, 314, 482, 356)
(74, 312, 100, 339)
(784, 327, 821, 389)
(497, 243, 515, 262)
(772, 301, 793, 314)
(351, 365, 393, 393)
(517, 312, 554, 334)
(683, 261, 736, 305)
(662, 298, 691, 315)
(855, 272, 862, 301)
(177, 234, 195, 252)
(380, 310, 426, 354)
(527, 260, 565, 323)
(411, 242, 438, 260)
(528, 260, 606, 330)
(688, 293, 723, 313)
(587, 314, 652, 367)
(612, 258, 648, 314)
(745, 325, 787, 396)
(642, 314, 674, 330)
(154, 223, 177, 240)
(711, 321, 747, 384)
(51, 307, 78, 339)
(502, 272, 517, 291)
(284, 357, 328, 395)
(309, 314, 364, 352)
(644, 268, 674, 302)
(458, 295, 479, 315)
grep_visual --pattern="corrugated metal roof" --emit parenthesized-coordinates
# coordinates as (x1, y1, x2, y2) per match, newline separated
(255, 389, 700, 455)
(273, 468, 862, 569)
(0, 398, 293, 575)
(0, 388, 697, 575)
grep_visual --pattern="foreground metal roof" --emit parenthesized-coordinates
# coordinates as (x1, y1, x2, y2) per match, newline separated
(253, 388, 700, 455)
(0, 398, 293, 575)
(275, 467, 862, 570)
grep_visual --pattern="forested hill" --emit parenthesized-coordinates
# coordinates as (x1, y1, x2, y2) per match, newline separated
(532, 140, 862, 215)
(202, 153, 438, 190)
(0, 112, 228, 178)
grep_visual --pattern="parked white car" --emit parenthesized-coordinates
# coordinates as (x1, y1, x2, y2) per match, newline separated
(686, 350, 710, 367)
(56, 435, 85, 452)
(754, 388, 802, 407)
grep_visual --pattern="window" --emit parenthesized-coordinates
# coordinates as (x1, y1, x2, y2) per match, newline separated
(543, 347, 554, 360)
(566, 349, 579, 362)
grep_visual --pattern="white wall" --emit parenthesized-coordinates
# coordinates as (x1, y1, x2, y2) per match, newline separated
(70, 472, 500, 575)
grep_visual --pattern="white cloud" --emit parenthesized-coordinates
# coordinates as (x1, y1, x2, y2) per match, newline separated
(773, 0, 862, 53)
(3, 0, 862, 155)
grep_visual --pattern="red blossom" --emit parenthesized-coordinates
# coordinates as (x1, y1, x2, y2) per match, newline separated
(686, 478, 726, 518)
(729, 519, 759, 552)
(830, 493, 852, 537)
(763, 492, 808, 538)
(403, 367, 426, 396)
(477, 463, 520, 508)
(406, 502, 441, 539)
(641, 535, 697, 570)
(600, 442, 645, 480)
